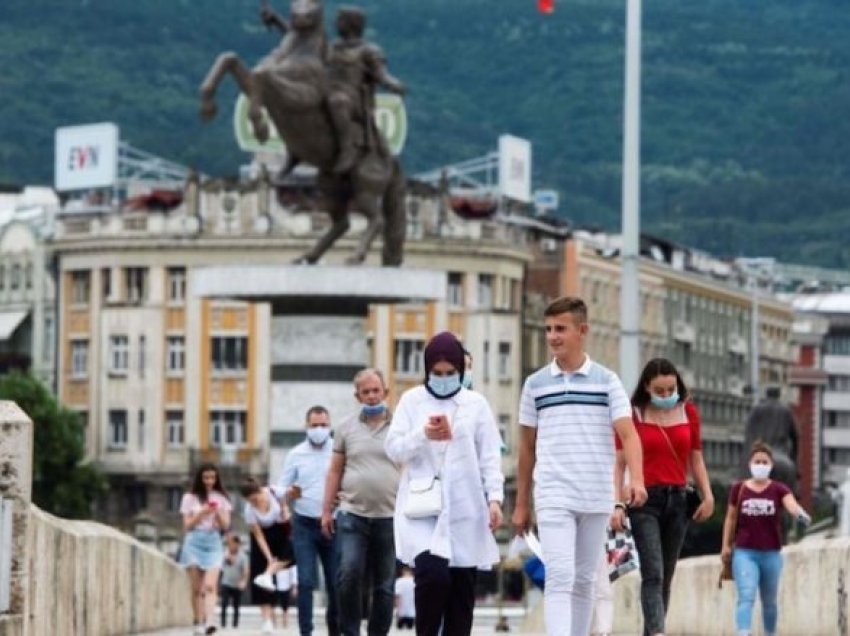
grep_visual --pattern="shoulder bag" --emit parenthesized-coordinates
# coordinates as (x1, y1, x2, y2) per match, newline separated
(403, 405, 458, 519)
(718, 481, 747, 587)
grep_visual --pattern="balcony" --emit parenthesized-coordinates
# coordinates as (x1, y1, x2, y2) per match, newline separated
(727, 333, 748, 356)
(824, 391, 850, 412)
(824, 355, 850, 375)
(672, 320, 696, 344)
(189, 447, 266, 478)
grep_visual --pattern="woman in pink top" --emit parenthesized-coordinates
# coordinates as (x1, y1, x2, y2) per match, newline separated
(721, 442, 811, 636)
(180, 463, 232, 635)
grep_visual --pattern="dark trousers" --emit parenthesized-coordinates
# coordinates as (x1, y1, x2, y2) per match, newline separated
(293, 512, 340, 636)
(336, 511, 396, 636)
(220, 585, 242, 628)
(413, 551, 476, 636)
(628, 485, 690, 636)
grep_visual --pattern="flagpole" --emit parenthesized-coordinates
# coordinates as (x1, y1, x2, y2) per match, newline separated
(619, 0, 642, 394)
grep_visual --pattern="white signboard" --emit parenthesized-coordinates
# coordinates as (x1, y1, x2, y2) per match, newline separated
(498, 134, 532, 203)
(54, 123, 119, 191)
(534, 189, 559, 211)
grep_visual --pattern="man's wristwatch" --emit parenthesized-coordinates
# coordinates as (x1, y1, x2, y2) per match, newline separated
(614, 502, 628, 512)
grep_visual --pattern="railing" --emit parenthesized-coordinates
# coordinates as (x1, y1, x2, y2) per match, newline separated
(0, 498, 12, 613)
(189, 447, 265, 475)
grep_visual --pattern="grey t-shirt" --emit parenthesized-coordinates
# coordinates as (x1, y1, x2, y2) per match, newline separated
(220, 550, 248, 588)
(333, 411, 400, 518)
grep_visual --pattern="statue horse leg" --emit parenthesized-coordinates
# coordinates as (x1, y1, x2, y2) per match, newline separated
(293, 174, 352, 265)
(199, 52, 269, 141)
(380, 159, 406, 267)
(345, 189, 383, 265)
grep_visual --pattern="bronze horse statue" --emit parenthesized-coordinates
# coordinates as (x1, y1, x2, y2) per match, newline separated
(199, 0, 406, 266)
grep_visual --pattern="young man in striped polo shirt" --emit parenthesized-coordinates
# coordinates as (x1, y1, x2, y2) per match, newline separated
(513, 296, 647, 636)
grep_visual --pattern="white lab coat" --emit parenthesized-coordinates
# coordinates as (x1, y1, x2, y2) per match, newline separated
(385, 385, 504, 568)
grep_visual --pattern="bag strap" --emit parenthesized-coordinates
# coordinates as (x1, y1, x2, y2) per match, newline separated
(427, 403, 460, 479)
(646, 403, 690, 477)
(730, 480, 748, 539)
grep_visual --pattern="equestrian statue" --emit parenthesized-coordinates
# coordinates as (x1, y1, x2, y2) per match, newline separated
(199, 0, 407, 266)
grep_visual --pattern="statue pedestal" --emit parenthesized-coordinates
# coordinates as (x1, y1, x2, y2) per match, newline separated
(192, 265, 445, 478)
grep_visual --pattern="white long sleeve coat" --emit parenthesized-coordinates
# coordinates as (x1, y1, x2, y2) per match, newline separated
(385, 385, 504, 568)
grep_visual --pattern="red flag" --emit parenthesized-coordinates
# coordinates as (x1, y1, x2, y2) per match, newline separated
(537, 0, 554, 14)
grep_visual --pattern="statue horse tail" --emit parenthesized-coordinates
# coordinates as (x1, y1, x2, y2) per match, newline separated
(381, 158, 406, 267)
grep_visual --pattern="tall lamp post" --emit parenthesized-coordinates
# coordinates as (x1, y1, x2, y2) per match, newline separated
(619, 0, 643, 393)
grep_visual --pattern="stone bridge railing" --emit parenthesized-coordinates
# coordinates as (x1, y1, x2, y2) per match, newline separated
(0, 401, 192, 636)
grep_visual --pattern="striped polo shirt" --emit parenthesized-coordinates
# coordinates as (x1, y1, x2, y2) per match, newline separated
(518, 356, 631, 514)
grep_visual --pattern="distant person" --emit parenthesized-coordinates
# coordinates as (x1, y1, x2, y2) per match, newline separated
(219, 534, 248, 629)
(513, 296, 647, 636)
(180, 463, 232, 635)
(721, 441, 811, 636)
(743, 386, 799, 492)
(386, 331, 505, 636)
(240, 477, 294, 634)
(613, 358, 714, 636)
(275, 563, 298, 629)
(279, 405, 339, 636)
(321, 368, 400, 636)
(394, 566, 415, 630)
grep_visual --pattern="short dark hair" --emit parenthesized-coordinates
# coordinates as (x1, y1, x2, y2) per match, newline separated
(749, 440, 774, 461)
(544, 296, 588, 324)
(305, 405, 329, 423)
(631, 358, 689, 407)
(239, 477, 262, 498)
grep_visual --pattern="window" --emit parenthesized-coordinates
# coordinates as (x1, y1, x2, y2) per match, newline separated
(211, 336, 248, 372)
(71, 340, 88, 378)
(108, 409, 128, 449)
(138, 335, 146, 376)
(166, 336, 185, 374)
(483, 341, 490, 383)
(167, 267, 187, 303)
(498, 342, 512, 379)
(109, 335, 129, 374)
(0, 264, 4, 290)
(125, 267, 148, 304)
(125, 484, 147, 514)
(75, 410, 88, 446)
(24, 263, 33, 289)
(166, 410, 185, 447)
(71, 271, 90, 304)
(447, 272, 464, 307)
(138, 409, 145, 451)
(10, 264, 21, 290)
(394, 339, 424, 376)
(101, 268, 111, 301)
(477, 274, 493, 309)
(44, 315, 54, 362)
(166, 486, 183, 512)
(210, 410, 247, 447)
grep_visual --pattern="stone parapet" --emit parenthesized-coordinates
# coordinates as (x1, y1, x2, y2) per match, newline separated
(25, 506, 193, 636)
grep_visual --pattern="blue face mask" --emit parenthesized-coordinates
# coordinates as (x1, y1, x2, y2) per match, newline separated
(361, 402, 387, 418)
(461, 371, 473, 390)
(650, 392, 680, 410)
(427, 373, 462, 398)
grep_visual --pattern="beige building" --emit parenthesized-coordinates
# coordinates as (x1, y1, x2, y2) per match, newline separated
(51, 178, 529, 538)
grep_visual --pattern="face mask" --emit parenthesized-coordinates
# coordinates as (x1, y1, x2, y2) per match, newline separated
(361, 402, 387, 418)
(650, 392, 680, 410)
(750, 463, 772, 480)
(427, 373, 461, 398)
(306, 426, 330, 445)
(461, 372, 473, 390)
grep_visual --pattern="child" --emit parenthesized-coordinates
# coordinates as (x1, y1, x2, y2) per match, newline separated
(219, 535, 248, 628)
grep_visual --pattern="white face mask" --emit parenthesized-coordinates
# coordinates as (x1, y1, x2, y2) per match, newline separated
(749, 463, 772, 480)
(306, 426, 330, 445)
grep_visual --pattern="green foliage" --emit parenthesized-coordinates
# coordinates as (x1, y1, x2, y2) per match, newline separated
(0, 371, 106, 519)
(1, 0, 849, 266)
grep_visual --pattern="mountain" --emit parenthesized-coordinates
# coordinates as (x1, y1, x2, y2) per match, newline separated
(2, 0, 849, 267)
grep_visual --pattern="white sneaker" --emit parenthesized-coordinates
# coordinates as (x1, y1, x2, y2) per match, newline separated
(254, 572, 275, 591)
(192, 626, 205, 635)
(261, 619, 274, 634)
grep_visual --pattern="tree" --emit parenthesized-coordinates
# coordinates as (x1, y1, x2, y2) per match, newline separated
(0, 371, 106, 519)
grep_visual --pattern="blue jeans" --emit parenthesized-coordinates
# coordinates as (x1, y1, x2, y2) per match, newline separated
(293, 513, 340, 636)
(336, 511, 396, 636)
(628, 485, 690, 636)
(733, 548, 783, 634)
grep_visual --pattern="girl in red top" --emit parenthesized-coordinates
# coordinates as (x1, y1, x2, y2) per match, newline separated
(721, 442, 810, 636)
(612, 358, 714, 636)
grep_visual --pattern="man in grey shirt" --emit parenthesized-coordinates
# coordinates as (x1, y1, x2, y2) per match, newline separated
(321, 368, 400, 636)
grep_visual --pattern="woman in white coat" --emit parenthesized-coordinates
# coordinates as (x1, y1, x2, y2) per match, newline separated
(385, 331, 505, 636)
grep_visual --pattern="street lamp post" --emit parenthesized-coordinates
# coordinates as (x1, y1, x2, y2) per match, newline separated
(619, 0, 643, 393)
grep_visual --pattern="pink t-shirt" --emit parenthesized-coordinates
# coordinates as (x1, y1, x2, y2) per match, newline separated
(729, 480, 791, 551)
(180, 491, 232, 531)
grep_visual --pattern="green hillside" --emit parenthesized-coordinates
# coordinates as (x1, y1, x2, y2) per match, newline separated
(2, 0, 849, 267)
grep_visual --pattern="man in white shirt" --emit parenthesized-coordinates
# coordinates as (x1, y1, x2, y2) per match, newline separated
(513, 296, 647, 636)
(279, 406, 339, 636)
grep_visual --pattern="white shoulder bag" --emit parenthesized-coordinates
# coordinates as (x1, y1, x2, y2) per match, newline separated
(403, 406, 457, 519)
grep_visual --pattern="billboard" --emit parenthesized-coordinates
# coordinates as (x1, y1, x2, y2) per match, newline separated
(233, 93, 408, 155)
(498, 134, 532, 203)
(54, 123, 119, 191)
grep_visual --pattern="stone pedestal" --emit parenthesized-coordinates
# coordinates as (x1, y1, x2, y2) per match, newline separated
(192, 266, 445, 479)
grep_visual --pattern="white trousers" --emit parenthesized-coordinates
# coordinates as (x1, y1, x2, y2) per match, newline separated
(591, 546, 614, 634)
(538, 511, 609, 636)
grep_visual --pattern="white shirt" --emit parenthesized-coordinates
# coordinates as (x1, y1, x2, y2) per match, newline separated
(385, 386, 504, 568)
(243, 486, 286, 528)
(278, 438, 333, 519)
(394, 576, 416, 618)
